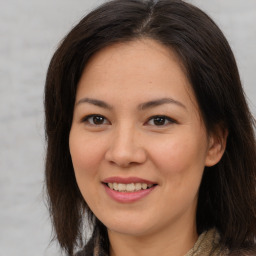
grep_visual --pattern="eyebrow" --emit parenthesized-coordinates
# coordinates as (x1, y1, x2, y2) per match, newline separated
(76, 97, 186, 110)
(138, 98, 186, 110)
(76, 97, 113, 110)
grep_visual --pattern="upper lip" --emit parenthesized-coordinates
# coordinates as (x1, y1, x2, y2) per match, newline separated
(102, 176, 157, 185)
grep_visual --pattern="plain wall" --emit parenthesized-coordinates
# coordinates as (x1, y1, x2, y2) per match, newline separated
(0, 1, 255, 255)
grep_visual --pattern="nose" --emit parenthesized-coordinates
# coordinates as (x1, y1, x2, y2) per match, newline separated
(105, 124, 147, 168)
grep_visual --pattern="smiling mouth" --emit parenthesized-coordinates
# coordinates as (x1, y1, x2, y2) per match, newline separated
(105, 182, 156, 192)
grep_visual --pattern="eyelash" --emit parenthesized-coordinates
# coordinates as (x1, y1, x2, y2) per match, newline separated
(146, 115, 176, 126)
(81, 114, 176, 127)
(81, 114, 110, 125)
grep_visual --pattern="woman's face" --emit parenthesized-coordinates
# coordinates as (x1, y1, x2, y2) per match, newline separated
(69, 39, 219, 238)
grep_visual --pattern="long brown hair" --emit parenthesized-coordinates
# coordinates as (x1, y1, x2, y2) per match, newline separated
(44, 0, 256, 255)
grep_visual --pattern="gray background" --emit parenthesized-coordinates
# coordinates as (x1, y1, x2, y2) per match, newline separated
(0, 1, 255, 255)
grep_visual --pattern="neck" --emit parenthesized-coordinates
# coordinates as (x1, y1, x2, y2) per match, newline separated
(108, 220, 198, 256)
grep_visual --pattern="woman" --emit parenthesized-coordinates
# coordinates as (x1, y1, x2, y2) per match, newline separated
(44, 0, 256, 255)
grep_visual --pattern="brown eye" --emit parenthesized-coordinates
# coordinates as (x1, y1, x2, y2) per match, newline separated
(153, 116, 166, 126)
(82, 115, 109, 125)
(92, 116, 105, 125)
(147, 115, 176, 126)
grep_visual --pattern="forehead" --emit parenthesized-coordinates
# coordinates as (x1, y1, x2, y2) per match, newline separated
(76, 39, 200, 115)
(83, 39, 185, 76)
(86, 38, 181, 66)
(79, 39, 186, 87)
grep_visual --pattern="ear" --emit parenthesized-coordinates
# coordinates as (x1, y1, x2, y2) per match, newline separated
(205, 124, 228, 167)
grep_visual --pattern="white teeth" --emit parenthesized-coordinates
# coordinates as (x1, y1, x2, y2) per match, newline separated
(113, 182, 118, 190)
(142, 183, 147, 190)
(107, 182, 154, 192)
(135, 183, 142, 191)
(118, 183, 126, 191)
(126, 183, 135, 192)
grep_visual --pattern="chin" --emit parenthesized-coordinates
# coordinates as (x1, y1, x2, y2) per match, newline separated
(102, 216, 158, 237)
(107, 225, 152, 237)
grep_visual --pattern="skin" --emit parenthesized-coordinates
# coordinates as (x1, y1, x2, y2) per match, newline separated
(69, 39, 226, 256)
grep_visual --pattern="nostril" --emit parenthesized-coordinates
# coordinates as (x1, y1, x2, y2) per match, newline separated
(105, 150, 147, 168)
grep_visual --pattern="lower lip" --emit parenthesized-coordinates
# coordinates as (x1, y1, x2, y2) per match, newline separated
(103, 184, 156, 203)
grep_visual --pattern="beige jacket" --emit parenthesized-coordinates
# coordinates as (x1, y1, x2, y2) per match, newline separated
(185, 229, 228, 256)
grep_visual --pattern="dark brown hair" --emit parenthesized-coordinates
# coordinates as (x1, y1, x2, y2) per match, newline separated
(44, 0, 256, 255)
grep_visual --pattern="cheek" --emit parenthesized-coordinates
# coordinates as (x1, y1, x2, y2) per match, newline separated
(149, 135, 207, 212)
(69, 131, 105, 175)
(149, 133, 208, 176)
(69, 131, 105, 206)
